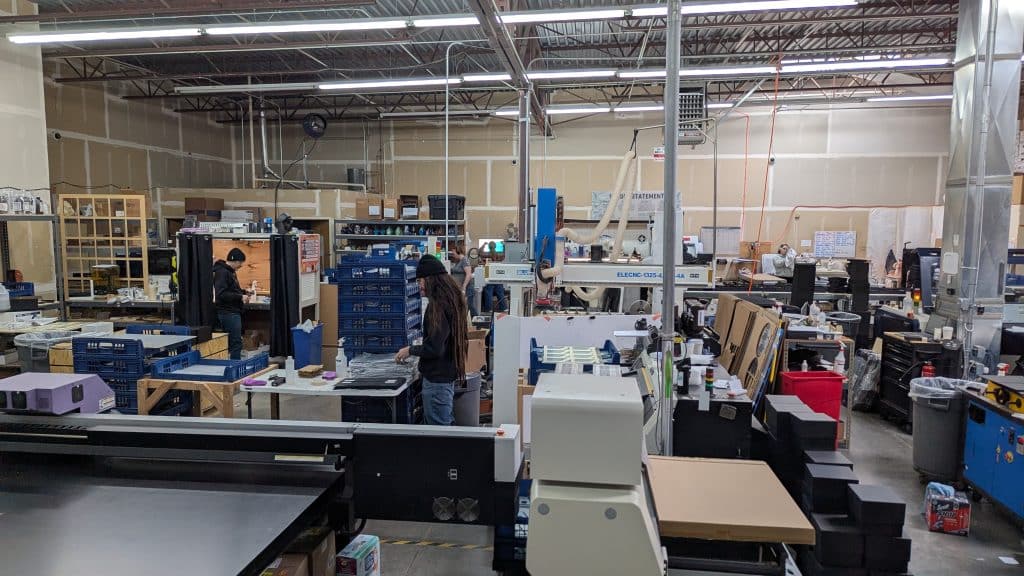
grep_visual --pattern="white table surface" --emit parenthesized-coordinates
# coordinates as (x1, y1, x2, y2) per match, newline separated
(241, 369, 411, 398)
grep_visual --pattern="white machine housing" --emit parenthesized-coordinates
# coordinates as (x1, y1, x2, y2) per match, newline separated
(526, 373, 665, 576)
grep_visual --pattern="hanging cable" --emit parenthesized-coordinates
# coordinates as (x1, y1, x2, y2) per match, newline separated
(748, 63, 783, 293)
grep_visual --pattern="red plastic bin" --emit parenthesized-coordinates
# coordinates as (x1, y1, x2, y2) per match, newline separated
(779, 371, 844, 421)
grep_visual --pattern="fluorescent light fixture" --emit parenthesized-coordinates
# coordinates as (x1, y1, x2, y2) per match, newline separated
(500, 9, 626, 24)
(319, 77, 461, 90)
(380, 109, 491, 118)
(619, 69, 667, 79)
(546, 106, 611, 115)
(680, 66, 777, 76)
(206, 18, 406, 35)
(681, 0, 858, 15)
(492, 109, 520, 116)
(707, 102, 734, 109)
(411, 16, 479, 27)
(866, 94, 953, 102)
(9, 27, 201, 44)
(615, 104, 664, 112)
(526, 69, 617, 80)
(630, 7, 669, 17)
(781, 57, 949, 73)
(176, 82, 318, 95)
(463, 72, 513, 82)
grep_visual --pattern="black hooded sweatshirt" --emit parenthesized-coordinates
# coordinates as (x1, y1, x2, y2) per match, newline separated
(213, 260, 245, 314)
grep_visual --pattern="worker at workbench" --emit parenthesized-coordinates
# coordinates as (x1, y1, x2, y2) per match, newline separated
(213, 248, 249, 360)
(771, 243, 796, 279)
(395, 254, 469, 425)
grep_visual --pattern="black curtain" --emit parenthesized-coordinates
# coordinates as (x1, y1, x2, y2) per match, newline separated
(790, 262, 817, 311)
(270, 234, 300, 358)
(176, 233, 214, 328)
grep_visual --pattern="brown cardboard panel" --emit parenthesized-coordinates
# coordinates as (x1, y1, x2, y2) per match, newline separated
(723, 300, 759, 374)
(320, 283, 338, 350)
(8, 222, 55, 286)
(464, 209, 516, 239)
(449, 160, 488, 205)
(648, 456, 814, 544)
(713, 293, 739, 340)
(736, 308, 781, 396)
(1014, 175, 1023, 204)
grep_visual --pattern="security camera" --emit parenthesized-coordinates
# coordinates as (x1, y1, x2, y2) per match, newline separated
(49, 130, 62, 141)
(768, 156, 776, 165)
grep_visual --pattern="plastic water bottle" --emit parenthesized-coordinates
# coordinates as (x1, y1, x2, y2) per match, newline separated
(285, 356, 296, 381)
(336, 338, 349, 378)
(801, 360, 809, 372)
(834, 350, 845, 376)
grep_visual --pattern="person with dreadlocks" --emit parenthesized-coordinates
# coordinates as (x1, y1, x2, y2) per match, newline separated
(395, 254, 469, 426)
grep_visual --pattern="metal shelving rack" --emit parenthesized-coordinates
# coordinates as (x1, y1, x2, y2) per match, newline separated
(335, 219, 466, 251)
(0, 213, 65, 319)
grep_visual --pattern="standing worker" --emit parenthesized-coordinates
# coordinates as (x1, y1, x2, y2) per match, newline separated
(214, 248, 250, 360)
(450, 245, 478, 318)
(395, 254, 468, 426)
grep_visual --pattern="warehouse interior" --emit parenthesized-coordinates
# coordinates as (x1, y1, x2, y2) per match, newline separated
(1, 0, 1023, 575)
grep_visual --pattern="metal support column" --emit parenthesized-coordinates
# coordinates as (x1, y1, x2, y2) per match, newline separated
(518, 89, 531, 250)
(660, 0, 681, 457)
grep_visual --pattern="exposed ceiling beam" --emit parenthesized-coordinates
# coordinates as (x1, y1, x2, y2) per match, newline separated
(466, 0, 548, 135)
(1, 0, 373, 24)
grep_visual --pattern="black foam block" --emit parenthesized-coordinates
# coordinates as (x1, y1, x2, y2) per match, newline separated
(849, 484, 906, 528)
(811, 514, 865, 568)
(805, 450, 854, 468)
(864, 535, 911, 572)
(804, 463, 859, 514)
(792, 411, 838, 451)
(801, 551, 868, 576)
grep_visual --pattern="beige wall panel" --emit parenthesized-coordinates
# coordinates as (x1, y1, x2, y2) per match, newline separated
(783, 210, 870, 257)
(50, 138, 87, 191)
(464, 209, 516, 239)
(16, 0, 37, 15)
(0, 114, 47, 187)
(87, 141, 112, 189)
(828, 107, 949, 156)
(490, 160, 518, 206)
(774, 157, 939, 207)
(150, 151, 187, 188)
(137, 101, 181, 151)
(443, 160, 488, 205)
(8, 221, 54, 286)
(79, 86, 106, 138)
(318, 190, 338, 218)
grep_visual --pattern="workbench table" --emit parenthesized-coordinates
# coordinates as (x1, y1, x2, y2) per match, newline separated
(0, 320, 87, 336)
(242, 369, 412, 422)
(648, 456, 814, 545)
(73, 332, 195, 354)
(0, 457, 340, 576)
(137, 365, 278, 417)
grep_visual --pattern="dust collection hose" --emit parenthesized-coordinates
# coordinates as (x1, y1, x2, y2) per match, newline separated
(554, 148, 639, 303)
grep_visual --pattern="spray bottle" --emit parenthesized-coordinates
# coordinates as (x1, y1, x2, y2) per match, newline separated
(336, 338, 349, 378)
(834, 343, 846, 376)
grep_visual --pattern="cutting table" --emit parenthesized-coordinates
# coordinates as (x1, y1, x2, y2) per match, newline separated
(74, 332, 195, 354)
(0, 456, 341, 576)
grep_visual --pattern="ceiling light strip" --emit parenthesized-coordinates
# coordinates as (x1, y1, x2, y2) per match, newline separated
(9, 27, 201, 44)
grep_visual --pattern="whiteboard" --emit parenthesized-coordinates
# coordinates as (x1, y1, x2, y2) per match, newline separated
(814, 231, 857, 258)
(699, 226, 741, 255)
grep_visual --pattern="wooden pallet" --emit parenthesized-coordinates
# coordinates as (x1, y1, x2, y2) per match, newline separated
(136, 365, 277, 418)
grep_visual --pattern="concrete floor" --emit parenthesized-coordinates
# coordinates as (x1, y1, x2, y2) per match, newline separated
(237, 392, 1024, 575)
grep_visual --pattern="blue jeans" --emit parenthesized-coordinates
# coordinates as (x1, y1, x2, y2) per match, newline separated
(481, 284, 507, 312)
(422, 378, 454, 426)
(465, 284, 478, 318)
(216, 310, 243, 360)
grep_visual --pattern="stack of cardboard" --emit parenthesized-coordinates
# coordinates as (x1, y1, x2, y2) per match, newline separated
(185, 197, 224, 222)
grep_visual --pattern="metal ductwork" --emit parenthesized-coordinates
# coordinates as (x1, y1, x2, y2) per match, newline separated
(259, 109, 282, 181)
(930, 0, 1024, 376)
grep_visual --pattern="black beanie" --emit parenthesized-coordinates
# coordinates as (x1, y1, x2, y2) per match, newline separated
(416, 254, 447, 278)
(227, 248, 247, 262)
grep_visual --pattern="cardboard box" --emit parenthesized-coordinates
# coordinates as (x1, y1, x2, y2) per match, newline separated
(261, 554, 309, 576)
(518, 382, 535, 446)
(466, 330, 488, 373)
(0, 349, 19, 366)
(926, 490, 971, 536)
(356, 199, 382, 220)
(336, 535, 380, 576)
(400, 195, 420, 219)
(382, 199, 399, 220)
(721, 300, 759, 373)
(286, 527, 336, 576)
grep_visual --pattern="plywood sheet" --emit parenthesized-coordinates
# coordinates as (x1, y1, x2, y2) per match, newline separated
(213, 238, 271, 294)
(648, 456, 813, 544)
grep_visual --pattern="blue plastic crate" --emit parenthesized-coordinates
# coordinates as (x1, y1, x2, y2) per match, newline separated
(126, 323, 192, 336)
(3, 282, 33, 297)
(344, 330, 421, 358)
(338, 312, 420, 334)
(106, 376, 186, 414)
(74, 356, 148, 378)
(337, 281, 419, 298)
(333, 263, 415, 282)
(73, 337, 146, 358)
(150, 350, 269, 382)
(339, 294, 420, 315)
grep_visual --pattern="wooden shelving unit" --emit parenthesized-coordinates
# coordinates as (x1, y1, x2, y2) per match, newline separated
(59, 194, 149, 298)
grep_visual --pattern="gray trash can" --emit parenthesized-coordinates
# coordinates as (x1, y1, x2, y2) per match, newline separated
(909, 377, 969, 483)
(454, 372, 482, 427)
(13, 330, 78, 372)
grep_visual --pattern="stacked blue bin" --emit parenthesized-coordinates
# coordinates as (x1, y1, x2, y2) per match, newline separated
(72, 336, 190, 415)
(332, 255, 422, 361)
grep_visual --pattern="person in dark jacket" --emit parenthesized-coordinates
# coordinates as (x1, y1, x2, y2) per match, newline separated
(395, 254, 468, 426)
(214, 248, 249, 360)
